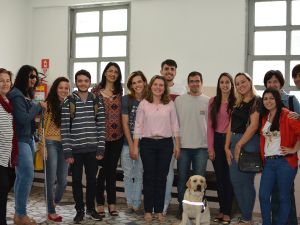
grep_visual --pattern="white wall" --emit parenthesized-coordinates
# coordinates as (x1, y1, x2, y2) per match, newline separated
(1, 0, 300, 216)
(0, 0, 30, 75)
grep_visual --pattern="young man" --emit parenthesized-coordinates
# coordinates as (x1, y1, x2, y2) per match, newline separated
(61, 70, 105, 223)
(292, 64, 300, 89)
(160, 59, 186, 215)
(175, 71, 209, 219)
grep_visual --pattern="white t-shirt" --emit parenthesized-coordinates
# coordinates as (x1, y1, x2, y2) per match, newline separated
(262, 120, 281, 156)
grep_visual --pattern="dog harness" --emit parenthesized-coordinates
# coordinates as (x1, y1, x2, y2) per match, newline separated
(182, 198, 208, 213)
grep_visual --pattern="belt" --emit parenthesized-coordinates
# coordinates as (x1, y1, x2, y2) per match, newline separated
(265, 155, 285, 159)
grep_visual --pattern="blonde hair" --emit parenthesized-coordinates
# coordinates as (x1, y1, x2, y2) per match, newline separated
(234, 72, 257, 107)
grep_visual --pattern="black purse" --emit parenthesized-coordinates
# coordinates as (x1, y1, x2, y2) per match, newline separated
(238, 97, 263, 173)
(238, 145, 263, 173)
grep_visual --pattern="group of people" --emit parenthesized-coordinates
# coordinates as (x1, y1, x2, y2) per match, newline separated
(0, 61, 300, 225)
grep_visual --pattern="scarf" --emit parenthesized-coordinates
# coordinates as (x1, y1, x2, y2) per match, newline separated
(0, 95, 18, 167)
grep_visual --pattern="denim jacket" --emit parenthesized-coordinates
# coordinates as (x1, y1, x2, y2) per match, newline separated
(7, 88, 42, 143)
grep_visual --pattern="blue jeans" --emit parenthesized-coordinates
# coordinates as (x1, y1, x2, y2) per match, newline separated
(121, 145, 143, 209)
(163, 155, 175, 213)
(45, 140, 68, 214)
(259, 158, 297, 225)
(229, 133, 256, 221)
(140, 137, 173, 213)
(14, 139, 35, 216)
(177, 148, 208, 204)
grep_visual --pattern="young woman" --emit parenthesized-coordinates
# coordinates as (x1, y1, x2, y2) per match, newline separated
(224, 72, 261, 225)
(259, 88, 300, 225)
(263, 70, 299, 225)
(121, 71, 147, 213)
(133, 75, 180, 222)
(7, 65, 46, 225)
(38, 77, 70, 222)
(0, 68, 17, 225)
(93, 62, 124, 217)
(207, 73, 235, 224)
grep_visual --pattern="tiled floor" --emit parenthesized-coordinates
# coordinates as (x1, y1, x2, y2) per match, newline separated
(6, 186, 265, 225)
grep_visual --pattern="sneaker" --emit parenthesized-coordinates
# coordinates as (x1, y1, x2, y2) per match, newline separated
(232, 218, 252, 225)
(73, 211, 84, 224)
(86, 210, 102, 221)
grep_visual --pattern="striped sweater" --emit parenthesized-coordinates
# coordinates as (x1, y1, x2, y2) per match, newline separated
(61, 91, 106, 159)
(0, 104, 14, 167)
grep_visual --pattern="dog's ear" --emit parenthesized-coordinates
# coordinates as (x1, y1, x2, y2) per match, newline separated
(204, 180, 207, 190)
(186, 177, 191, 189)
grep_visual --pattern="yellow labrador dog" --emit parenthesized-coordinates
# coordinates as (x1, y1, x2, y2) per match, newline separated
(179, 175, 210, 225)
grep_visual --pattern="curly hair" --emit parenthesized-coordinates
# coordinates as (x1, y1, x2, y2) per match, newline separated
(145, 75, 170, 104)
(45, 77, 69, 127)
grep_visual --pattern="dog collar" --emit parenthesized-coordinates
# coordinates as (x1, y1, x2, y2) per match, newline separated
(182, 199, 207, 213)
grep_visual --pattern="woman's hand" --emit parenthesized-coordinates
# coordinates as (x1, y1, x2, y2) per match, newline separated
(66, 157, 74, 164)
(130, 145, 139, 160)
(234, 142, 242, 162)
(41, 148, 47, 160)
(208, 149, 215, 161)
(280, 146, 298, 155)
(96, 155, 103, 160)
(225, 148, 233, 166)
(174, 146, 180, 160)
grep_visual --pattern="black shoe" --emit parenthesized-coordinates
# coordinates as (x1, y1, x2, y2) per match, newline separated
(86, 210, 102, 221)
(73, 211, 84, 224)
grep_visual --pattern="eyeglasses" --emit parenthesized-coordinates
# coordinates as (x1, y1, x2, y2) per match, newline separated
(29, 74, 37, 80)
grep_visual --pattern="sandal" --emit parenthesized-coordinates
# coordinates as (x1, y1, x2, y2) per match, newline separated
(213, 216, 223, 222)
(97, 205, 106, 218)
(108, 204, 119, 216)
(144, 213, 152, 222)
(48, 214, 63, 222)
(14, 214, 37, 225)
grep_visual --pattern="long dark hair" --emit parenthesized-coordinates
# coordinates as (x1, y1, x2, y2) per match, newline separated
(210, 73, 235, 129)
(45, 77, 69, 127)
(98, 62, 122, 94)
(13, 65, 39, 99)
(261, 88, 284, 131)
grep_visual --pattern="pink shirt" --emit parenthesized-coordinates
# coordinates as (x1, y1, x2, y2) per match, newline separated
(207, 97, 230, 152)
(134, 99, 179, 138)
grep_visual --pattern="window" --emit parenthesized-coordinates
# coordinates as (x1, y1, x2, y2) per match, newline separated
(247, 0, 300, 92)
(69, 4, 129, 88)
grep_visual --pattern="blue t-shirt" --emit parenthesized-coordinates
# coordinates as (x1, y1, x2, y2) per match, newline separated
(121, 95, 140, 145)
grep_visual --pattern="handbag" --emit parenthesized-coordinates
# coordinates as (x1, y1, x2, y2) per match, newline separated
(238, 146, 262, 173)
(237, 97, 263, 173)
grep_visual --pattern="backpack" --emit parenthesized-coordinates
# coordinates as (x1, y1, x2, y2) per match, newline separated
(288, 95, 295, 112)
(68, 93, 100, 129)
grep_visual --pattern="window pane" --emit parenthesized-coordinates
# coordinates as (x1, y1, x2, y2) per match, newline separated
(73, 62, 97, 84)
(291, 30, 300, 55)
(292, 1, 300, 25)
(76, 11, 99, 33)
(102, 36, 127, 57)
(290, 61, 300, 86)
(255, 1, 286, 26)
(100, 61, 125, 83)
(254, 31, 286, 55)
(75, 37, 99, 58)
(253, 61, 285, 85)
(103, 9, 127, 32)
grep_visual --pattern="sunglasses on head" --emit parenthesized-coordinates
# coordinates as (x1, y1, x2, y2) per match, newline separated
(29, 74, 37, 79)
